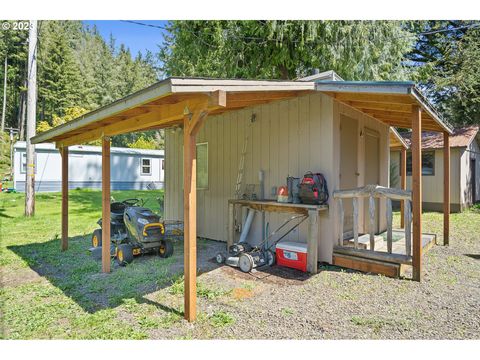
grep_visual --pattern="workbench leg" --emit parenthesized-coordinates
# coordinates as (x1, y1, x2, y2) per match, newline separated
(227, 203, 235, 249)
(307, 210, 319, 274)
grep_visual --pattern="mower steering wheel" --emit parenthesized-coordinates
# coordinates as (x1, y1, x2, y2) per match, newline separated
(122, 198, 141, 206)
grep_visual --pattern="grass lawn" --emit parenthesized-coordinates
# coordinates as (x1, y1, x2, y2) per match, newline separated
(1, 189, 480, 339)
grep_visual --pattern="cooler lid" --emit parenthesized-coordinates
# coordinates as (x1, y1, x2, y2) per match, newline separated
(276, 241, 308, 253)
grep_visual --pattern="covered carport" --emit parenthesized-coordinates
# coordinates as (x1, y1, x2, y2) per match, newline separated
(31, 77, 453, 322)
(30, 77, 315, 322)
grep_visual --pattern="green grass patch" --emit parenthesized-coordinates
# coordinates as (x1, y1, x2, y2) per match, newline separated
(209, 311, 235, 328)
(351, 315, 411, 335)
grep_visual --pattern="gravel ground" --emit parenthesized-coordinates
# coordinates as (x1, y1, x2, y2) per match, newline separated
(2, 210, 479, 339)
(142, 211, 480, 339)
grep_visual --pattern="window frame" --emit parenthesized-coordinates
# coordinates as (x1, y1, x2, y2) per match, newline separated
(406, 150, 435, 176)
(140, 157, 152, 176)
(20, 152, 37, 174)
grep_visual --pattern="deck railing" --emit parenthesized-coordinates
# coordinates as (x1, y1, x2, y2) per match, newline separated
(333, 185, 412, 257)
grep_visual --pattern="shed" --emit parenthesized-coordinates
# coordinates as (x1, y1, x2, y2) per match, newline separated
(13, 141, 164, 192)
(390, 126, 480, 212)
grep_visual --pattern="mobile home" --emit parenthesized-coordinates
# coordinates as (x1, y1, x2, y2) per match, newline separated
(13, 142, 164, 192)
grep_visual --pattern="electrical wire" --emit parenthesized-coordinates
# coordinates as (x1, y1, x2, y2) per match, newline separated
(120, 19, 480, 45)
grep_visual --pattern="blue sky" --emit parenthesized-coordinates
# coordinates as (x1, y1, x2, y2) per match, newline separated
(83, 20, 169, 56)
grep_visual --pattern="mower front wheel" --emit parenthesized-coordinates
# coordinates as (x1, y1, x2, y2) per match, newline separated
(91, 229, 102, 248)
(158, 240, 174, 258)
(116, 244, 134, 266)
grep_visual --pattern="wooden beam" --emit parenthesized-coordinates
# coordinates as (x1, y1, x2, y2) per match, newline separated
(411, 106, 422, 282)
(332, 254, 401, 278)
(60, 146, 68, 251)
(444, 132, 450, 246)
(101, 136, 111, 273)
(331, 92, 417, 105)
(400, 148, 407, 228)
(186, 110, 209, 137)
(56, 92, 226, 147)
(307, 210, 319, 273)
(348, 100, 413, 113)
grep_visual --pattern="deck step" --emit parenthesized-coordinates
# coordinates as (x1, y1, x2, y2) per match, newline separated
(332, 253, 409, 278)
(333, 246, 412, 265)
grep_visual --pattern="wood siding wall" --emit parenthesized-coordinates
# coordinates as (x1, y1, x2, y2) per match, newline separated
(165, 93, 389, 263)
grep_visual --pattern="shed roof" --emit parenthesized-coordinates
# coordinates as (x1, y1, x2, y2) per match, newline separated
(31, 76, 453, 147)
(316, 81, 453, 134)
(389, 127, 409, 149)
(399, 125, 479, 150)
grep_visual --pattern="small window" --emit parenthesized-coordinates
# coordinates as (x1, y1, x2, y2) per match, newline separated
(141, 158, 152, 175)
(407, 151, 435, 176)
(196, 143, 208, 190)
(20, 153, 37, 174)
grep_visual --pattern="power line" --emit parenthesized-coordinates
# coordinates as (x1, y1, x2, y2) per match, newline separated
(120, 20, 480, 44)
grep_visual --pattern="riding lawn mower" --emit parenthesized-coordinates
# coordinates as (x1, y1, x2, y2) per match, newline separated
(90, 198, 174, 266)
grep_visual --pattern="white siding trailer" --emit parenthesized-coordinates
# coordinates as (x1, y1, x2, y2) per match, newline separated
(13, 141, 164, 192)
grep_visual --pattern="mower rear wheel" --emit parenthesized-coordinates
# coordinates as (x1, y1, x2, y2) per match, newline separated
(158, 240, 174, 258)
(116, 244, 134, 266)
(91, 229, 102, 248)
(239, 253, 254, 273)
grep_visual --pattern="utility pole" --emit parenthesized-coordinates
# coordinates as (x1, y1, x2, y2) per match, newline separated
(1, 56, 7, 132)
(25, 20, 37, 217)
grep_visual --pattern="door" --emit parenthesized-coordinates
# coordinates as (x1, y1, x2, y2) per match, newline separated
(340, 115, 358, 237)
(364, 128, 380, 234)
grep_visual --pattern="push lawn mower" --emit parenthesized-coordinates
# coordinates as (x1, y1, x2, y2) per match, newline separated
(90, 198, 174, 266)
(215, 212, 307, 273)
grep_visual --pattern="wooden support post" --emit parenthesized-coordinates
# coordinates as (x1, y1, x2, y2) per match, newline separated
(411, 106, 422, 282)
(61, 146, 68, 251)
(307, 209, 319, 274)
(405, 199, 412, 256)
(183, 109, 208, 322)
(228, 203, 235, 249)
(338, 199, 344, 246)
(101, 137, 111, 273)
(400, 148, 407, 228)
(353, 197, 359, 249)
(369, 195, 375, 251)
(443, 132, 450, 246)
(386, 198, 393, 254)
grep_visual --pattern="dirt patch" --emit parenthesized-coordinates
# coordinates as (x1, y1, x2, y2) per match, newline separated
(232, 288, 254, 300)
(1, 267, 46, 287)
(220, 264, 311, 286)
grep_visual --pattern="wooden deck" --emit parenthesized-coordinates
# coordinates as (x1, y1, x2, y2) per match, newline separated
(342, 229, 436, 255)
(333, 230, 436, 278)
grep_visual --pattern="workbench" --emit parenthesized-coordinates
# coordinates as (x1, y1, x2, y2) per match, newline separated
(227, 199, 329, 273)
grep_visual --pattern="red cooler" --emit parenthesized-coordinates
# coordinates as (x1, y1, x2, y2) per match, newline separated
(276, 241, 308, 272)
